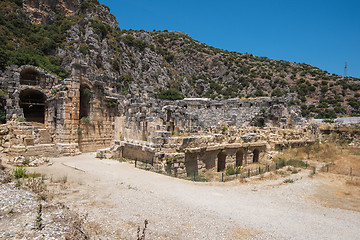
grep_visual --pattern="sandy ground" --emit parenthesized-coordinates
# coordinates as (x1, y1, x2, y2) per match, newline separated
(31, 153, 360, 240)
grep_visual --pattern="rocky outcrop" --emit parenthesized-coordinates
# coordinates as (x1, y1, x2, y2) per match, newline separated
(1, 0, 358, 118)
(24, 0, 82, 24)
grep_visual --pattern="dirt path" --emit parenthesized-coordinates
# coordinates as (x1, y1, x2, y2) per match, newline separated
(32, 153, 360, 239)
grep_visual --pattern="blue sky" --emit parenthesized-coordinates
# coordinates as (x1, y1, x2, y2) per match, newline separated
(99, 0, 360, 78)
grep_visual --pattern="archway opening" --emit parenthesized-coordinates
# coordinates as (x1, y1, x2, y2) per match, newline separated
(236, 150, 244, 167)
(217, 150, 226, 172)
(253, 149, 260, 163)
(20, 68, 40, 86)
(79, 85, 91, 119)
(19, 89, 46, 123)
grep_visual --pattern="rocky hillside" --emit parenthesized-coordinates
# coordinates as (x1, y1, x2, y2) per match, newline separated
(0, 0, 359, 118)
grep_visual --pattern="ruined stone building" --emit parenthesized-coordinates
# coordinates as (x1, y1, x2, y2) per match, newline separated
(0, 64, 116, 155)
(0, 63, 313, 176)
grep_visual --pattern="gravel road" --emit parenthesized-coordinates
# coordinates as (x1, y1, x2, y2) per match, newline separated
(33, 153, 360, 239)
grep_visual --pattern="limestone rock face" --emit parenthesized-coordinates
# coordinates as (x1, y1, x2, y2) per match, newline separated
(24, 0, 82, 24)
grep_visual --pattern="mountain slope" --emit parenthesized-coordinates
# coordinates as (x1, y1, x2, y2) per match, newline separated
(0, 0, 359, 118)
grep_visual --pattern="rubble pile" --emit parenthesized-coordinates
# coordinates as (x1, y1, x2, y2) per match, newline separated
(7, 156, 50, 167)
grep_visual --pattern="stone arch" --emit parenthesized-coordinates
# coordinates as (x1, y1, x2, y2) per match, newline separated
(253, 148, 260, 163)
(217, 150, 226, 172)
(19, 89, 46, 123)
(236, 149, 244, 167)
(79, 84, 91, 119)
(20, 68, 40, 86)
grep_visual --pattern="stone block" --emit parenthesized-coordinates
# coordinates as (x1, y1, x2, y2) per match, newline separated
(24, 137, 34, 146)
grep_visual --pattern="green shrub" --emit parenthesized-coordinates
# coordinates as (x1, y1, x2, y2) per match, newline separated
(254, 88, 266, 97)
(80, 116, 90, 124)
(22, 157, 30, 166)
(286, 159, 306, 167)
(115, 74, 132, 94)
(226, 165, 241, 176)
(275, 158, 287, 169)
(91, 20, 112, 39)
(80, 0, 100, 12)
(315, 109, 337, 119)
(81, 87, 93, 99)
(348, 98, 360, 110)
(283, 178, 294, 183)
(79, 43, 90, 55)
(157, 88, 184, 100)
(165, 53, 175, 63)
(14, 167, 28, 179)
(166, 156, 178, 164)
(112, 59, 120, 72)
(17, 117, 26, 122)
(271, 88, 284, 97)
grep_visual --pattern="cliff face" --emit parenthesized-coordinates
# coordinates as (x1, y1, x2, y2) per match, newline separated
(23, 0, 82, 24)
(1, 0, 359, 118)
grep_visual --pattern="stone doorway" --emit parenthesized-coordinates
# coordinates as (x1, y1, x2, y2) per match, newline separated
(79, 85, 91, 119)
(253, 149, 260, 163)
(185, 153, 198, 177)
(236, 150, 244, 167)
(217, 150, 226, 172)
(19, 89, 46, 123)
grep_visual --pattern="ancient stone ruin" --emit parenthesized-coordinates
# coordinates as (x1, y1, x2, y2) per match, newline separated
(0, 63, 319, 176)
(0, 63, 115, 156)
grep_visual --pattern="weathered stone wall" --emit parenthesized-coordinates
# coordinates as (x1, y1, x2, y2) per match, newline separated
(122, 145, 155, 163)
(0, 64, 118, 155)
(114, 94, 303, 147)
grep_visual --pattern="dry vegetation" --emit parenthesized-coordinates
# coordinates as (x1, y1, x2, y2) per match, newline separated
(272, 140, 360, 212)
(275, 141, 360, 179)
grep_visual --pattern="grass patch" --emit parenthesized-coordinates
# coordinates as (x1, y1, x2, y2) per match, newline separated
(274, 158, 306, 168)
(276, 142, 360, 177)
(13, 167, 28, 179)
(287, 159, 306, 167)
(187, 173, 207, 182)
(346, 179, 360, 186)
(111, 156, 131, 162)
(27, 172, 42, 178)
(283, 178, 294, 183)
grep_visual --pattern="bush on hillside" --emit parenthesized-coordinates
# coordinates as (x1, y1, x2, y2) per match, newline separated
(157, 88, 184, 100)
